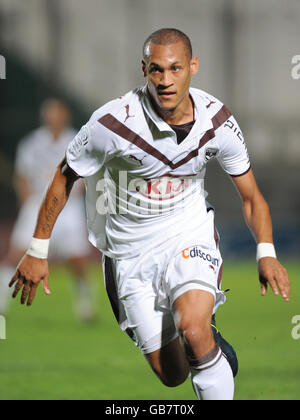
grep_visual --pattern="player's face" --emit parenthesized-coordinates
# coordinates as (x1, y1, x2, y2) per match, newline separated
(142, 41, 198, 112)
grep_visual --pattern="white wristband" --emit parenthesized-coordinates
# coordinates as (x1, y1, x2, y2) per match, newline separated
(26, 238, 50, 259)
(256, 242, 277, 262)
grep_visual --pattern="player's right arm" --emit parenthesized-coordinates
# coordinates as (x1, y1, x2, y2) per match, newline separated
(9, 158, 80, 306)
(9, 109, 119, 306)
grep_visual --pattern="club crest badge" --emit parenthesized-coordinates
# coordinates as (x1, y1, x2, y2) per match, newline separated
(205, 147, 219, 161)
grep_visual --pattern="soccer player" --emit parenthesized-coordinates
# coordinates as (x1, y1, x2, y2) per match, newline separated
(0, 99, 95, 321)
(9, 29, 290, 400)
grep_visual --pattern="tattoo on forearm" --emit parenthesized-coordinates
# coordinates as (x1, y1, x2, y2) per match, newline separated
(41, 196, 59, 234)
(35, 160, 76, 237)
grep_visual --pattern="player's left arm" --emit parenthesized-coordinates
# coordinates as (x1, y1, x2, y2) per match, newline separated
(231, 169, 290, 302)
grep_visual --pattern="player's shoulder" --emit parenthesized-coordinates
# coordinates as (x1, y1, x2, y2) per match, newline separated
(87, 87, 143, 127)
(190, 87, 225, 115)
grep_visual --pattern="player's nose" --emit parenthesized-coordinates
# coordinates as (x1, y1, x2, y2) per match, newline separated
(159, 71, 173, 87)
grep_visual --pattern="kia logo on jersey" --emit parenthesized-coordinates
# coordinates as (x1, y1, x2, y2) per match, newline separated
(134, 176, 191, 201)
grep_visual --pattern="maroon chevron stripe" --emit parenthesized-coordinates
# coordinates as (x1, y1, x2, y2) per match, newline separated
(98, 105, 232, 170)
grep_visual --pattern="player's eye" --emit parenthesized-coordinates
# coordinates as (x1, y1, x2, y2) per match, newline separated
(149, 67, 160, 74)
(149, 66, 162, 74)
(172, 66, 181, 72)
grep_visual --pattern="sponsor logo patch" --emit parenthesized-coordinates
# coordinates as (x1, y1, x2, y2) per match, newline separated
(182, 246, 219, 267)
(135, 176, 191, 201)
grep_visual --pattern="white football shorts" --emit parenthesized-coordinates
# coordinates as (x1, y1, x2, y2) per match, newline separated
(103, 239, 226, 355)
(11, 195, 90, 259)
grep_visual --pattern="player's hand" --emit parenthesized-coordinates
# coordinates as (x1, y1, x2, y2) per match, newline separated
(9, 254, 51, 306)
(258, 257, 290, 302)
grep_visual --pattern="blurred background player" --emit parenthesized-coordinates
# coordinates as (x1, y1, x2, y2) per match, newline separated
(0, 99, 95, 322)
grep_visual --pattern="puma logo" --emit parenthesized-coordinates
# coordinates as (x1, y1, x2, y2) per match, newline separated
(124, 104, 135, 123)
(206, 99, 216, 109)
(129, 154, 146, 165)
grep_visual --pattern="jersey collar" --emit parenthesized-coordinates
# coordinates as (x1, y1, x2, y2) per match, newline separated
(141, 84, 213, 136)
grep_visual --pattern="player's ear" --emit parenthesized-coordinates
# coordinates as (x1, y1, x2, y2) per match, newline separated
(142, 60, 147, 77)
(190, 56, 199, 76)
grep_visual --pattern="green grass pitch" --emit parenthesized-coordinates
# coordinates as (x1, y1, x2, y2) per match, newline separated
(0, 260, 299, 400)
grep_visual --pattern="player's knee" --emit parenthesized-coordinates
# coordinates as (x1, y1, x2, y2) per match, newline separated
(179, 320, 213, 357)
(183, 327, 210, 351)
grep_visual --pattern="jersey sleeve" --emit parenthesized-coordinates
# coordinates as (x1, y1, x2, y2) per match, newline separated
(66, 113, 118, 178)
(216, 114, 251, 177)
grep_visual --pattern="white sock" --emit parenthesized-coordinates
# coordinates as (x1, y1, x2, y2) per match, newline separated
(0, 265, 15, 314)
(191, 348, 234, 400)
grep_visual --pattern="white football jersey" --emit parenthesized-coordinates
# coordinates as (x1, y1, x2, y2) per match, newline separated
(66, 85, 251, 259)
(16, 126, 81, 198)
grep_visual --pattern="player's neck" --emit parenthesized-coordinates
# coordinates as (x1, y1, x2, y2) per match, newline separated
(151, 93, 195, 126)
